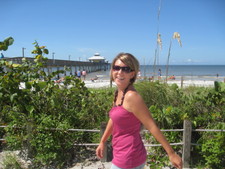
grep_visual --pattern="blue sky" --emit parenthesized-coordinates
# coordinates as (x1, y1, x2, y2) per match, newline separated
(1, 0, 225, 65)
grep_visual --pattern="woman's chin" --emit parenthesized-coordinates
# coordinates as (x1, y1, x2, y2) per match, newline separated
(115, 79, 129, 87)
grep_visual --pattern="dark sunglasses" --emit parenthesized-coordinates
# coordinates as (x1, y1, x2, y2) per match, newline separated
(112, 66, 133, 73)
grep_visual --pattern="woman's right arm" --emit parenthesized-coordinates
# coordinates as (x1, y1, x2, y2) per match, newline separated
(96, 118, 113, 158)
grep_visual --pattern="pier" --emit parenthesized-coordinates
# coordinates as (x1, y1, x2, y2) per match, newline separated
(2, 57, 110, 77)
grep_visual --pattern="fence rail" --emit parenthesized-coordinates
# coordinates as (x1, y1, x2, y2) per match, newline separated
(0, 120, 224, 168)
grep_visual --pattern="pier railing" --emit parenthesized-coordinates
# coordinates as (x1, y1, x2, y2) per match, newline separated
(2, 57, 110, 75)
(0, 120, 224, 168)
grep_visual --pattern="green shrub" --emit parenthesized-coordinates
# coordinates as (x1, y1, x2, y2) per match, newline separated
(0, 41, 109, 168)
(135, 81, 225, 168)
(197, 122, 225, 168)
(1, 40, 224, 168)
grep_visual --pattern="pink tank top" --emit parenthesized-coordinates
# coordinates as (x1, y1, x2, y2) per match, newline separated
(109, 106, 147, 168)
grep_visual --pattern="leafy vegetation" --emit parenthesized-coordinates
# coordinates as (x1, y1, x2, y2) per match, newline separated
(135, 81, 225, 169)
(0, 37, 14, 51)
(0, 41, 112, 168)
(0, 40, 224, 168)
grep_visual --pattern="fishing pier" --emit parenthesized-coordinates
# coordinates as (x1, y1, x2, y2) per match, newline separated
(3, 56, 110, 77)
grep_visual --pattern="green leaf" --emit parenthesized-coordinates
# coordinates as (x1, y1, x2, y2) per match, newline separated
(25, 105, 35, 114)
(10, 93, 18, 102)
(220, 83, 225, 92)
(37, 81, 47, 90)
(25, 81, 32, 89)
(31, 50, 37, 54)
(43, 49, 49, 54)
(0, 44, 8, 51)
(4, 37, 14, 46)
(37, 48, 42, 55)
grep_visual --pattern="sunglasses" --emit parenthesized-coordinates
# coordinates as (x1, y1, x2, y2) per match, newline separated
(112, 66, 133, 73)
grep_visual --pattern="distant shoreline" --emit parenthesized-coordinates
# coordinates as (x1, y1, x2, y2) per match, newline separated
(83, 74, 224, 89)
(84, 70, 225, 81)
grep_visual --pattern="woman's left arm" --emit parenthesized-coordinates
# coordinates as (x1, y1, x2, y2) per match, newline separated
(125, 92, 182, 169)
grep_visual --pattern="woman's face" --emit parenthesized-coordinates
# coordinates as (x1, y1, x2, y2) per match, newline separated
(112, 59, 135, 88)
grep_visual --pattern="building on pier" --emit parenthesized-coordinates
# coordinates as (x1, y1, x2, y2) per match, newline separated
(88, 53, 106, 63)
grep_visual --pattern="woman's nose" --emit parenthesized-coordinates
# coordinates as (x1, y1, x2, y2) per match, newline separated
(118, 69, 123, 74)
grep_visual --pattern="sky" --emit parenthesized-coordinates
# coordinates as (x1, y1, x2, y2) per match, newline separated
(1, 0, 225, 65)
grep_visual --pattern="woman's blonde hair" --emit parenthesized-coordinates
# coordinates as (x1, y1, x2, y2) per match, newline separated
(110, 52, 139, 84)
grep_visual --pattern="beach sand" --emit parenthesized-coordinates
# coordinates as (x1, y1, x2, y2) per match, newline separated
(71, 161, 174, 169)
(0, 151, 170, 169)
(71, 161, 171, 169)
(84, 78, 217, 89)
(84, 72, 224, 88)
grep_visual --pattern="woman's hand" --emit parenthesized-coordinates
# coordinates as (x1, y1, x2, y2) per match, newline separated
(169, 152, 183, 169)
(96, 142, 105, 159)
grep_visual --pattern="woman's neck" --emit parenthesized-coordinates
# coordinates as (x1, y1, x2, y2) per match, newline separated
(117, 83, 130, 92)
(114, 83, 132, 106)
(117, 84, 132, 93)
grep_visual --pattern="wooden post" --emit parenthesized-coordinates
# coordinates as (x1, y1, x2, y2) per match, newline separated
(181, 76, 184, 88)
(100, 122, 112, 162)
(182, 120, 192, 168)
(110, 80, 112, 88)
(26, 120, 34, 159)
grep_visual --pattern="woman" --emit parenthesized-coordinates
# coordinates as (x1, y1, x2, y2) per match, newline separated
(96, 53, 182, 169)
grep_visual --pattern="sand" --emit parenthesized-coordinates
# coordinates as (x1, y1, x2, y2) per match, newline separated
(82, 71, 224, 88)
(84, 75, 223, 89)
(71, 161, 173, 169)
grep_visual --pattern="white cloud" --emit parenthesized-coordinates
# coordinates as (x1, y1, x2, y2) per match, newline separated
(187, 59, 192, 63)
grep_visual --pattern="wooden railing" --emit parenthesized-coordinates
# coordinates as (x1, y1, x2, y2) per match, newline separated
(0, 120, 224, 168)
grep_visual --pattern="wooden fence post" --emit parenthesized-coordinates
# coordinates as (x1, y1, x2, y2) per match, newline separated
(181, 76, 184, 88)
(110, 80, 112, 88)
(182, 120, 192, 168)
(100, 122, 113, 162)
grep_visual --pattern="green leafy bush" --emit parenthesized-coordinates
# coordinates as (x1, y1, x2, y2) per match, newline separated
(0, 41, 112, 168)
(135, 81, 225, 168)
(197, 122, 225, 168)
(1, 40, 224, 168)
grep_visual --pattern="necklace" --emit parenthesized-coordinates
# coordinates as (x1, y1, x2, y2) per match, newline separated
(114, 84, 130, 106)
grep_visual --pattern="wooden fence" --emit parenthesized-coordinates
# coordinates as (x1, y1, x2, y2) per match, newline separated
(0, 120, 224, 168)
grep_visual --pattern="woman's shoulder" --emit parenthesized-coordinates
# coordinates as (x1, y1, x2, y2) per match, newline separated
(125, 89, 142, 102)
(123, 89, 146, 113)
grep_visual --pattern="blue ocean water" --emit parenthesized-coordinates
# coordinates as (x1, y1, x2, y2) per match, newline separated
(48, 65, 225, 82)
(140, 65, 225, 77)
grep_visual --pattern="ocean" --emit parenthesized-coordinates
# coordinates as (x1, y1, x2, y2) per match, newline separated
(139, 65, 225, 77)
(49, 65, 225, 82)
